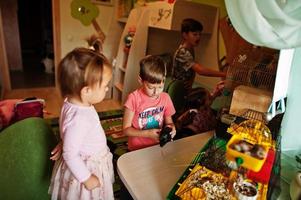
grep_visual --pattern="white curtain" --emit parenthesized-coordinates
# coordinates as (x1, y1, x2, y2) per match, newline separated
(225, 0, 301, 49)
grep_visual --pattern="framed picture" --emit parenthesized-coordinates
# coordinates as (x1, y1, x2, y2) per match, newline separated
(91, 0, 114, 6)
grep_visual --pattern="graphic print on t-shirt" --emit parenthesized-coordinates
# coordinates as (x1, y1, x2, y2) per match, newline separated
(138, 106, 164, 130)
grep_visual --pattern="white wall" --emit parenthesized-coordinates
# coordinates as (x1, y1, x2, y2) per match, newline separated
(281, 47, 301, 151)
(58, 1, 119, 99)
(59, 0, 115, 57)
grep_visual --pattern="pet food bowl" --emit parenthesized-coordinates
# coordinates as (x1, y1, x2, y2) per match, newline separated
(233, 181, 258, 200)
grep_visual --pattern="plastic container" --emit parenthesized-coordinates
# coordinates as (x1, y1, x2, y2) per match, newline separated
(226, 135, 268, 172)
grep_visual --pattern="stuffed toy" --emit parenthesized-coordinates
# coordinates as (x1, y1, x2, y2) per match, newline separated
(0, 99, 21, 129)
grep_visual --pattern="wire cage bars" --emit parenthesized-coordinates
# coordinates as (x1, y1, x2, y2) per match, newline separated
(225, 48, 279, 93)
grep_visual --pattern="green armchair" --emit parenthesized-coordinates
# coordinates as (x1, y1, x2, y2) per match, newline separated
(164, 77, 186, 118)
(0, 117, 57, 200)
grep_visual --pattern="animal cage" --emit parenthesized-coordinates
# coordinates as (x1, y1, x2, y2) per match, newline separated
(225, 48, 279, 92)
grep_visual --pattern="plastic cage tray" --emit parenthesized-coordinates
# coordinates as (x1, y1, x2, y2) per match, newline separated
(167, 138, 228, 199)
(166, 137, 269, 200)
(174, 164, 233, 199)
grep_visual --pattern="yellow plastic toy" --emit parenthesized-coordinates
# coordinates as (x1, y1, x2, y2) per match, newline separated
(226, 135, 269, 172)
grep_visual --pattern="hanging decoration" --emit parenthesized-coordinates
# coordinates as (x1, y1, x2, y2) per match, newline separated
(71, 0, 106, 42)
(123, 26, 136, 69)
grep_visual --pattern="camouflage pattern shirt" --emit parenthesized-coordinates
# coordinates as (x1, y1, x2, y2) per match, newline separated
(172, 45, 196, 92)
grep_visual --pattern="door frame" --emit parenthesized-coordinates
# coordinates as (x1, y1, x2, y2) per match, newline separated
(0, 7, 11, 95)
(52, 0, 61, 89)
(0, 0, 61, 96)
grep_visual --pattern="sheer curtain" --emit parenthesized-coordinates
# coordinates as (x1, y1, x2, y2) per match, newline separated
(225, 0, 301, 150)
(225, 0, 301, 49)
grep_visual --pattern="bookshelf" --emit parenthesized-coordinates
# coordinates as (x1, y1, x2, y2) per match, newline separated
(113, 1, 220, 104)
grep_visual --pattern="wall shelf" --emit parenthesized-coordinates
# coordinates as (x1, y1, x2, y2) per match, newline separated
(114, 82, 124, 92)
(117, 17, 128, 23)
(118, 65, 126, 72)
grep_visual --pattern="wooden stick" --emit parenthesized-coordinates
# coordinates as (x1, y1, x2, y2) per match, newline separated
(92, 19, 106, 42)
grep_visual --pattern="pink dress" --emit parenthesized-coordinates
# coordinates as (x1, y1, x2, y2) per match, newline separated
(49, 100, 114, 200)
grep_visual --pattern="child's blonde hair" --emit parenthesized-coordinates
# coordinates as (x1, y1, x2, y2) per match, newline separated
(58, 36, 111, 98)
(139, 55, 166, 84)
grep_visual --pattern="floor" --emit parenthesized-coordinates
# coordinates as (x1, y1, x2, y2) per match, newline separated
(279, 150, 300, 199)
(9, 68, 55, 89)
(2, 87, 123, 119)
(4, 46, 122, 117)
(2, 47, 128, 198)
(2, 87, 295, 199)
(2, 87, 126, 199)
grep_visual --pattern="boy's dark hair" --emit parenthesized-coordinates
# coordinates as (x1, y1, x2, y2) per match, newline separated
(186, 87, 210, 109)
(139, 55, 166, 84)
(181, 18, 203, 33)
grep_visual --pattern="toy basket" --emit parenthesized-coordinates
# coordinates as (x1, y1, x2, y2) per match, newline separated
(225, 48, 279, 92)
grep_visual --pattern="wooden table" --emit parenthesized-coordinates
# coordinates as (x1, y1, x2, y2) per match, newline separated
(117, 131, 214, 200)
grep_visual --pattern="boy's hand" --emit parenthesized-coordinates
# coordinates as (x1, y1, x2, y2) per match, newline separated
(50, 142, 62, 161)
(146, 129, 160, 141)
(83, 174, 101, 191)
(170, 128, 176, 139)
(211, 80, 225, 98)
(165, 124, 176, 139)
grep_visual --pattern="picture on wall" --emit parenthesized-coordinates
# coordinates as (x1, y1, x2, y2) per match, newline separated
(91, 0, 114, 6)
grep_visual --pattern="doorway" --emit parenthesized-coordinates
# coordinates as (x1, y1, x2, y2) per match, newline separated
(5, 0, 55, 89)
